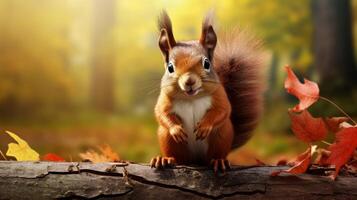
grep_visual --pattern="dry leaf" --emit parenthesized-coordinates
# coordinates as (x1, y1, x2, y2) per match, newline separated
(284, 66, 319, 112)
(79, 145, 120, 163)
(271, 145, 317, 176)
(326, 127, 357, 180)
(5, 131, 39, 161)
(324, 117, 349, 133)
(42, 153, 65, 162)
(288, 110, 328, 143)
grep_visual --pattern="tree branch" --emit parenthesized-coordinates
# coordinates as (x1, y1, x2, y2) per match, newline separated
(0, 161, 356, 199)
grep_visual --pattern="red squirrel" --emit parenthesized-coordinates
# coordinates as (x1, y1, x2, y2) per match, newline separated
(151, 11, 265, 173)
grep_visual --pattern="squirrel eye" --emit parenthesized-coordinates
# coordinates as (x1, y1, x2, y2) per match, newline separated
(167, 62, 175, 73)
(202, 57, 211, 72)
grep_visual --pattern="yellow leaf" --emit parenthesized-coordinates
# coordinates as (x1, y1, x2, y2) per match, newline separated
(5, 131, 39, 161)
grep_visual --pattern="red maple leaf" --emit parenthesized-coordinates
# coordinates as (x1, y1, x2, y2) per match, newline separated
(324, 117, 349, 133)
(284, 66, 319, 112)
(271, 145, 316, 176)
(42, 153, 65, 162)
(288, 110, 328, 143)
(327, 127, 357, 179)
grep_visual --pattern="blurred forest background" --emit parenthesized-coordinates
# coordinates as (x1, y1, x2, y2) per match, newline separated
(0, 0, 356, 164)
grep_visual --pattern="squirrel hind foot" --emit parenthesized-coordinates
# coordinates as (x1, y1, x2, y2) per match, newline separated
(150, 156, 176, 168)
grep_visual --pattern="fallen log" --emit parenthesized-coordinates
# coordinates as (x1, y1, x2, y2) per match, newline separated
(0, 161, 356, 199)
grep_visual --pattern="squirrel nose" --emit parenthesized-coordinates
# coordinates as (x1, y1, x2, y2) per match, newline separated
(185, 78, 196, 86)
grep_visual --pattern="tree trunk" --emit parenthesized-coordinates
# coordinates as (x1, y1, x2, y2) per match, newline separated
(90, 0, 116, 112)
(0, 161, 356, 199)
(312, 0, 357, 94)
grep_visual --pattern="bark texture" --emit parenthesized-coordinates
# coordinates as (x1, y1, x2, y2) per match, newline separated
(0, 161, 356, 200)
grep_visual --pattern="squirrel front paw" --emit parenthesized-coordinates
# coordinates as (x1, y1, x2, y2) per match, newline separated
(194, 123, 213, 140)
(169, 125, 187, 143)
(211, 159, 231, 174)
(150, 156, 176, 168)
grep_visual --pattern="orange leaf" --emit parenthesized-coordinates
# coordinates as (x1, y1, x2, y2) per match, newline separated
(79, 145, 120, 163)
(288, 110, 328, 143)
(271, 145, 316, 176)
(326, 127, 357, 180)
(288, 145, 315, 166)
(324, 117, 349, 133)
(284, 66, 319, 112)
(42, 153, 65, 162)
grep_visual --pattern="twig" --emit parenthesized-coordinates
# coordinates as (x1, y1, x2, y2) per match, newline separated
(319, 96, 357, 125)
(321, 140, 332, 146)
(0, 150, 7, 161)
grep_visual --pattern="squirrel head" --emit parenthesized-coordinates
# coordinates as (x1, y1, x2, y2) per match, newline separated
(158, 11, 220, 99)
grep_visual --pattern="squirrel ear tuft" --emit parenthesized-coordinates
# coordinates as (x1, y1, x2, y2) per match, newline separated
(200, 12, 217, 59)
(158, 10, 176, 62)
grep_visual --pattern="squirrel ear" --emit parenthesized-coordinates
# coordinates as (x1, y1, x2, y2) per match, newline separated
(158, 29, 173, 62)
(158, 10, 176, 62)
(200, 25, 217, 59)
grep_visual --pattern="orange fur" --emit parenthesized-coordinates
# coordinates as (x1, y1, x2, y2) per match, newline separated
(214, 28, 265, 148)
(155, 85, 233, 165)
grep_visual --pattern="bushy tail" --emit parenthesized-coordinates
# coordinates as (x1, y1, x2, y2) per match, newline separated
(213, 28, 266, 149)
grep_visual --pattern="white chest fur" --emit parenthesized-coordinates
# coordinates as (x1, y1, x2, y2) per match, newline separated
(172, 96, 212, 159)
